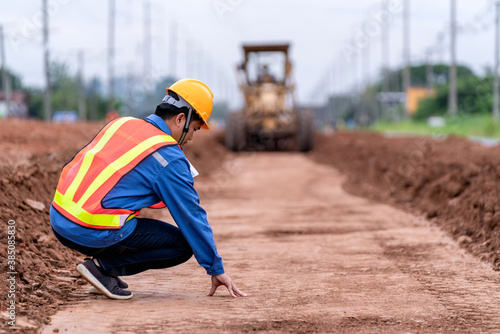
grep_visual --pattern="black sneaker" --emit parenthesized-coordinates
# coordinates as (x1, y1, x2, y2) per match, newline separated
(82, 258, 128, 288)
(114, 275, 128, 289)
(77, 259, 132, 300)
(89, 275, 128, 295)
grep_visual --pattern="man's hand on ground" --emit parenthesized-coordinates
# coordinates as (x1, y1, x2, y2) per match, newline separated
(208, 273, 247, 298)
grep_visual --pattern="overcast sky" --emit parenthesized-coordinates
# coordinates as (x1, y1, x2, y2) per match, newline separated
(0, 0, 497, 107)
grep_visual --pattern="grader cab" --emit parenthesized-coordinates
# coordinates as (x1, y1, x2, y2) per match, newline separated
(225, 43, 314, 151)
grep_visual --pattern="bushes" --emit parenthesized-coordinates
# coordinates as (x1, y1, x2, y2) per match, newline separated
(414, 75, 494, 120)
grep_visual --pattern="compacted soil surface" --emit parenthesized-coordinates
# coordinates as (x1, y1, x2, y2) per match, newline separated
(42, 152, 500, 333)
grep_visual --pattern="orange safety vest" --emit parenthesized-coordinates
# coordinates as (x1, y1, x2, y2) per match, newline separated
(52, 117, 178, 229)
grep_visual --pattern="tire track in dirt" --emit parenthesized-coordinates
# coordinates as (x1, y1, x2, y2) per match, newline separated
(42, 153, 500, 333)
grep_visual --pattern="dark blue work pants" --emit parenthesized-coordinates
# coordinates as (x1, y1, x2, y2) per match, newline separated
(52, 218, 193, 276)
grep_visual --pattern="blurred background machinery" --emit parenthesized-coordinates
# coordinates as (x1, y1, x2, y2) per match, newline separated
(225, 43, 314, 152)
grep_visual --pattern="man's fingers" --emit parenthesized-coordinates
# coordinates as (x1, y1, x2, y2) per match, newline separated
(208, 284, 217, 296)
(209, 275, 246, 298)
(231, 283, 247, 297)
(233, 285, 247, 297)
(227, 284, 237, 298)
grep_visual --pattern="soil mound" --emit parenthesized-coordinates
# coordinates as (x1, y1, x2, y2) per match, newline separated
(310, 132, 500, 270)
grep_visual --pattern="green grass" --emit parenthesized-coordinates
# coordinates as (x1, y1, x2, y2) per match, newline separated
(370, 114, 500, 139)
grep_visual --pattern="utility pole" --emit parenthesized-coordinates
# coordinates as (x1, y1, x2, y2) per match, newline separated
(43, 0, 52, 121)
(218, 69, 225, 102)
(363, 44, 370, 90)
(437, 32, 445, 63)
(77, 50, 86, 120)
(127, 64, 134, 116)
(89, 78, 97, 121)
(329, 64, 334, 120)
(355, 52, 363, 121)
(212, 60, 218, 95)
(449, 0, 458, 116)
(338, 58, 345, 119)
(403, 0, 411, 114)
(493, 0, 500, 122)
(107, 0, 115, 113)
(209, 56, 215, 84)
(381, 6, 390, 122)
(185, 39, 190, 78)
(0, 25, 11, 117)
(143, 1, 152, 108)
(197, 46, 204, 82)
(381, 3, 390, 95)
(169, 22, 177, 79)
(426, 48, 434, 90)
(357, 51, 362, 97)
(204, 56, 211, 85)
(331, 63, 336, 97)
(362, 45, 371, 121)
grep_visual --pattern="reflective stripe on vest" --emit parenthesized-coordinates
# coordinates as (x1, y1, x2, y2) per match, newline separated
(52, 117, 178, 229)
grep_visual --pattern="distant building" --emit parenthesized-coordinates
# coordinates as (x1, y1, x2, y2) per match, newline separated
(377, 87, 436, 115)
(406, 87, 435, 115)
(0, 91, 29, 118)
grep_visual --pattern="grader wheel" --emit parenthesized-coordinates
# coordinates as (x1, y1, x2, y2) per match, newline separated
(296, 109, 314, 152)
(225, 112, 247, 152)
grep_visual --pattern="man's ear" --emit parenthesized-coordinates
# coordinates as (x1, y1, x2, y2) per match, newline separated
(175, 113, 185, 128)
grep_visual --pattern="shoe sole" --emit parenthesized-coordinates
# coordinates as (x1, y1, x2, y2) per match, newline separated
(89, 286, 128, 295)
(77, 264, 133, 300)
(89, 286, 101, 295)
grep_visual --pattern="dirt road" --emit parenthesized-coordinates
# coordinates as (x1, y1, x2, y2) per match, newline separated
(42, 153, 500, 333)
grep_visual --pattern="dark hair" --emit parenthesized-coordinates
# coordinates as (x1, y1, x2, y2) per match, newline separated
(155, 90, 203, 123)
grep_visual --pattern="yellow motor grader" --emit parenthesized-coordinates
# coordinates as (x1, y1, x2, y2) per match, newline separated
(225, 43, 314, 151)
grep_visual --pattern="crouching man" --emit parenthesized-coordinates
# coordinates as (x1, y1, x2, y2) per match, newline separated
(50, 79, 246, 300)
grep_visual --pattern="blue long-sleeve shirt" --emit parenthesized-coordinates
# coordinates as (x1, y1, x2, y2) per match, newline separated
(50, 114, 224, 276)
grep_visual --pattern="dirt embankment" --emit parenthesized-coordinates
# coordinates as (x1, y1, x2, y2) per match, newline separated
(310, 132, 500, 271)
(0, 119, 228, 332)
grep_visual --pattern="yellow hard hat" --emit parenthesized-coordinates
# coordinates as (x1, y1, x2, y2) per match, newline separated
(166, 79, 214, 129)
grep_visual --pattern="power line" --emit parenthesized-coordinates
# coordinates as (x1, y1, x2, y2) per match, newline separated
(418, 0, 495, 66)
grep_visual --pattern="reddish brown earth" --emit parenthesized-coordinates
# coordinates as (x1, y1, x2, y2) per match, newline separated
(42, 150, 500, 334)
(309, 132, 500, 272)
(1, 120, 500, 333)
